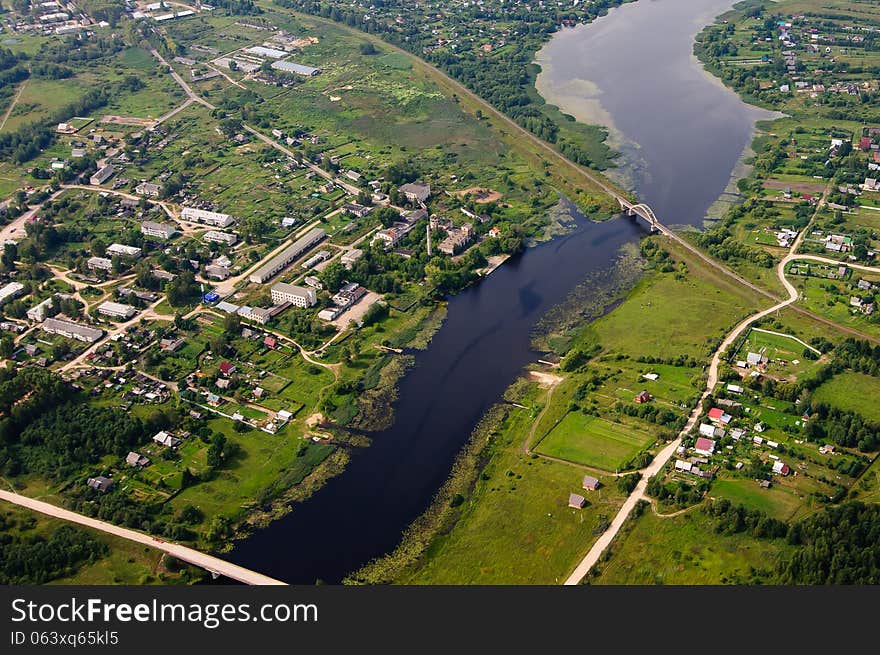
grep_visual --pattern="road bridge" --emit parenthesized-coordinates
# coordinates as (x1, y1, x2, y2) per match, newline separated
(0, 490, 286, 585)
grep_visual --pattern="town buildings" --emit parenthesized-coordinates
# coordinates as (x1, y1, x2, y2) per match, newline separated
(203, 230, 238, 246)
(106, 243, 142, 258)
(270, 282, 317, 307)
(98, 301, 137, 320)
(42, 317, 103, 343)
(181, 207, 235, 227)
(90, 164, 115, 186)
(0, 282, 25, 306)
(141, 221, 177, 240)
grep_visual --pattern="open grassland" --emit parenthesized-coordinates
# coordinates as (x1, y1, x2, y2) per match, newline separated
(711, 477, 803, 521)
(813, 371, 880, 422)
(535, 412, 654, 471)
(401, 383, 627, 584)
(590, 509, 790, 585)
(587, 241, 760, 359)
(167, 417, 334, 519)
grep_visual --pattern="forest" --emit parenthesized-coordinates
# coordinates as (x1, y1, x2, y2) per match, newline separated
(0, 520, 107, 585)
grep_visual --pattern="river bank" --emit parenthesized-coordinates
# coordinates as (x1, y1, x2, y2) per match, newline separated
(343, 0, 790, 585)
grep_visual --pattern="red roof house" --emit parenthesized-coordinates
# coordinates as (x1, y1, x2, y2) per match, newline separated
(860, 136, 872, 151)
(219, 361, 236, 376)
(708, 408, 724, 421)
(263, 336, 277, 349)
(634, 390, 652, 404)
(694, 437, 716, 456)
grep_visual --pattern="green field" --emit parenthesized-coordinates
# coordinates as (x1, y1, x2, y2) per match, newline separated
(813, 372, 880, 423)
(590, 241, 759, 360)
(535, 412, 654, 471)
(711, 477, 803, 521)
(400, 386, 627, 584)
(591, 508, 790, 585)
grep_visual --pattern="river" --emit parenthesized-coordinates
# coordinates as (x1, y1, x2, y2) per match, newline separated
(535, 0, 779, 222)
(228, 0, 775, 584)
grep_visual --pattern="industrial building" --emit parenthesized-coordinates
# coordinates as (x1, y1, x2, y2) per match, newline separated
(249, 228, 326, 283)
(270, 60, 321, 76)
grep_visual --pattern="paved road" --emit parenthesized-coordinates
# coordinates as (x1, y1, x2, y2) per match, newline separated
(0, 490, 286, 585)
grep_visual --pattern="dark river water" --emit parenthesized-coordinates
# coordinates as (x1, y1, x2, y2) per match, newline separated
(227, 0, 775, 584)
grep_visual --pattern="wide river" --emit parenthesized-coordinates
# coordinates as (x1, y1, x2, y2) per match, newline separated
(228, 0, 775, 583)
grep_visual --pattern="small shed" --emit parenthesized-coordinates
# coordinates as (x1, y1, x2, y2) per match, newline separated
(568, 493, 587, 509)
(582, 475, 601, 491)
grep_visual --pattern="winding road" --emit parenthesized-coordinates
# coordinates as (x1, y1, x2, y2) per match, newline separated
(563, 195, 828, 585)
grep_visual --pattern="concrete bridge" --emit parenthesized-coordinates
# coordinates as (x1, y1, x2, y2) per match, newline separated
(0, 490, 286, 585)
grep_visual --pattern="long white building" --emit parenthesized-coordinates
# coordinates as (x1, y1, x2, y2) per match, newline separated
(181, 207, 235, 227)
(98, 301, 136, 320)
(42, 317, 103, 343)
(270, 282, 317, 308)
(141, 221, 177, 240)
(106, 243, 142, 258)
(203, 230, 238, 245)
(0, 282, 24, 306)
(87, 256, 113, 271)
(249, 228, 326, 284)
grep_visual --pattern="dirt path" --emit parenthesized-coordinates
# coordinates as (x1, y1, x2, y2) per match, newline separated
(563, 196, 828, 585)
(0, 79, 26, 132)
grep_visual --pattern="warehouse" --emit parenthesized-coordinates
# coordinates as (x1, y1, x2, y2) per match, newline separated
(249, 228, 326, 284)
(271, 60, 321, 76)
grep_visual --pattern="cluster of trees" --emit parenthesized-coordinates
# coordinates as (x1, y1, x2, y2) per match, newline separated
(803, 404, 880, 452)
(780, 502, 880, 584)
(165, 271, 201, 307)
(617, 401, 685, 431)
(18, 404, 151, 479)
(0, 523, 107, 585)
(695, 203, 777, 268)
(645, 475, 709, 508)
(704, 498, 788, 539)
